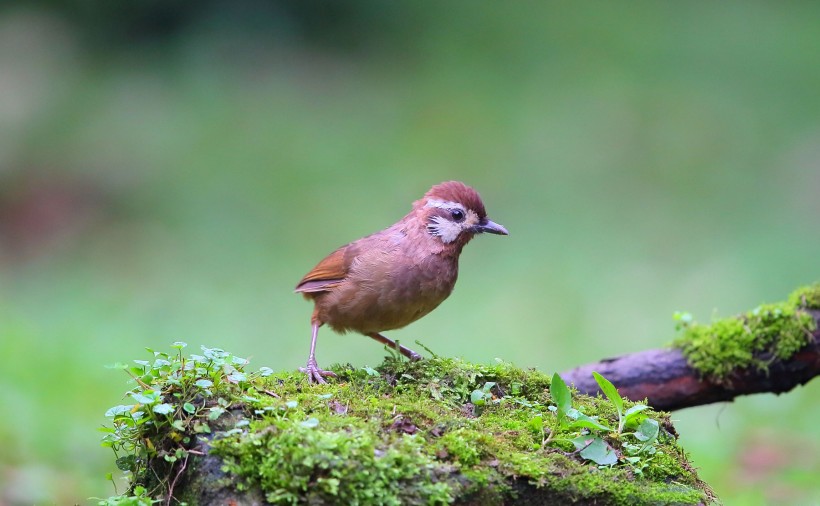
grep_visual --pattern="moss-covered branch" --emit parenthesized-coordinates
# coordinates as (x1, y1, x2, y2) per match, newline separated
(562, 285, 820, 411)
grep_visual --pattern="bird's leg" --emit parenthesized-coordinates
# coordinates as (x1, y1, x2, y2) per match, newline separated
(366, 332, 422, 361)
(300, 323, 337, 384)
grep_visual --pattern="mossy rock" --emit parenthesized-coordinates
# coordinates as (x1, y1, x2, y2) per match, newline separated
(104, 348, 715, 505)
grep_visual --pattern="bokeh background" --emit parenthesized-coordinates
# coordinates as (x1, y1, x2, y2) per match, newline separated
(1, 1, 819, 504)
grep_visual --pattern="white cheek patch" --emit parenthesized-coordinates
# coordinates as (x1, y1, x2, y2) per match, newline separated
(427, 210, 480, 243)
(425, 200, 481, 244)
(427, 215, 462, 243)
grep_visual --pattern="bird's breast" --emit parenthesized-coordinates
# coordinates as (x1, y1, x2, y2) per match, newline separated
(317, 250, 460, 334)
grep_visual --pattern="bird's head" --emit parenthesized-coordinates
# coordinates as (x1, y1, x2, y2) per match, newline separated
(413, 181, 508, 247)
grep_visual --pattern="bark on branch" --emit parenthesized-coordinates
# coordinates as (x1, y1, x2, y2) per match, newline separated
(561, 310, 820, 411)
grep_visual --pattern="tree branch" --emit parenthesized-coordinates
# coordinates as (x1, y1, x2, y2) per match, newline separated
(561, 310, 820, 411)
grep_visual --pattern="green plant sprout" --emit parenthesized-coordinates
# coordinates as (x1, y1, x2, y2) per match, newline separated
(99, 342, 272, 503)
(544, 372, 659, 471)
(469, 381, 496, 413)
(592, 371, 650, 435)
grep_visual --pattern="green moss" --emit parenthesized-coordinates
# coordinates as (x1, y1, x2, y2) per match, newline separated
(788, 283, 820, 309)
(205, 357, 711, 505)
(673, 284, 819, 383)
(104, 346, 714, 505)
(216, 416, 454, 505)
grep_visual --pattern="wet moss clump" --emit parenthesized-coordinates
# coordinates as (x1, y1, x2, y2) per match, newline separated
(788, 284, 820, 310)
(101, 346, 714, 505)
(211, 358, 711, 505)
(672, 284, 819, 384)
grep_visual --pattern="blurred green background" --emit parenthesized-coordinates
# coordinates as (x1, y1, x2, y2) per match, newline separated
(0, 1, 818, 504)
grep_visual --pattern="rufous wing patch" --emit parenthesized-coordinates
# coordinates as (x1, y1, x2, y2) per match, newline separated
(295, 246, 348, 293)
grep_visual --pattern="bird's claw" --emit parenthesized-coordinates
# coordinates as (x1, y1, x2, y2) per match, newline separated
(300, 359, 337, 384)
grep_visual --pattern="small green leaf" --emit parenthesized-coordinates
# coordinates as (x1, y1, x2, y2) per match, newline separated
(285, 400, 298, 409)
(172, 420, 186, 431)
(152, 403, 174, 415)
(232, 356, 250, 366)
(576, 436, 618, 466)
(300, 418, 320, 428)
(566, 409, 613, 432)
(635, 418, 660, 443)
(183, 402, 196, 414)
(202, 347, 222, 360)
(550, 373, 572, 419)
(130, 390, 160, 405)
(623, 404, 650, 427)
(227, 371, 247, 383)
(195, 379, 213, 388)
(624, 404, 649, 418)
(105, 405, 135, 417)
(115, 455, 137, 472)
(258, 367, 274, 377)
(470, 389, 487, 406)
(171, 341, 187, 349)
(592, 372, 623, 415)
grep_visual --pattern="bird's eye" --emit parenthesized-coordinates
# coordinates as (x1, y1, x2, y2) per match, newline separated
(450, 209, 465, 222)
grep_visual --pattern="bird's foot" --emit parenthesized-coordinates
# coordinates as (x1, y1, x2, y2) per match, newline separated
(299, 358, 337, 384)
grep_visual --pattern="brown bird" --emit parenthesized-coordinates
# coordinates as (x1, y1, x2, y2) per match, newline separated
(295, 181, 508, 383)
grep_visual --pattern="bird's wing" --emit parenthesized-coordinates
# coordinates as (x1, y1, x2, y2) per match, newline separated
(294, 245, 350, 293)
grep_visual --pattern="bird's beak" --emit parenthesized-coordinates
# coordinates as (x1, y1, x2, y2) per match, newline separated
(474, 219, 509, 236)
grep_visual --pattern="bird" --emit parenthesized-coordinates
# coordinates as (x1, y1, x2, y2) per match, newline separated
(294, 181, 508, 383)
